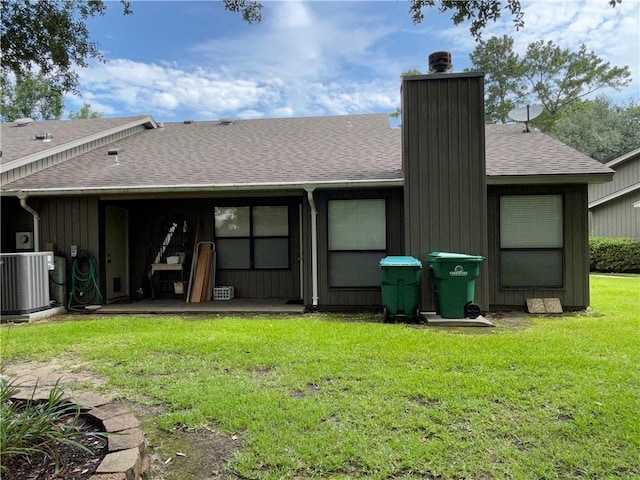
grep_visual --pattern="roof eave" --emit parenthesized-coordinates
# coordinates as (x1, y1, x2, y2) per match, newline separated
(0, 116, 158, 174)
(588, 183, 640, 209)
(487, 172, 614, 185)
(0, 178, 404, 197)
(605, 146, 640, 168)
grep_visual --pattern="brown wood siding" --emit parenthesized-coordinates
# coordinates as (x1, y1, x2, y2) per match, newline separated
(401, 73, 489, 312)
(32, 196, 100, 258)
(313, 188, 404, 308)
(488, 185, 590, 310)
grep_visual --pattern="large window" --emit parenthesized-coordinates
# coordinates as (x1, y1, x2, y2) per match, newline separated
(215, 206, 289, 269)
(328, 199, 386, 287)
(500, 195, 563, 288)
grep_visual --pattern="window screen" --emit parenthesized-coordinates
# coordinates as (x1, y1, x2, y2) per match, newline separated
(214, 206, 289, 269)
(328, 199, 386, 287)
(499, 195, 563, 288)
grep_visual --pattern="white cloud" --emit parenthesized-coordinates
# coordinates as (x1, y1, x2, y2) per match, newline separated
(72, 0, 637, 122)
(75, 2, 405, 120)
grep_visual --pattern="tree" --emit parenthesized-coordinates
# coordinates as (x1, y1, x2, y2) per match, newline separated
(0, 70, 64, 122)
(1, 0, 623, 96)
(468, 35, 526, 124)
(551, 95, 640, 163)
(469, 36, 631, 128)
(522, 41, 631, 118)
(0, 0, 261, 94)
(68, 103, 104, 119)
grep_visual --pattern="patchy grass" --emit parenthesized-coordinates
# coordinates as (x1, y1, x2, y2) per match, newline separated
(2, 276, 639, 479)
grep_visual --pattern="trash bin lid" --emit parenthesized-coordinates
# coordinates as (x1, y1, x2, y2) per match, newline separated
(427, 251, 484, 262)
(379, 256, 423, 267)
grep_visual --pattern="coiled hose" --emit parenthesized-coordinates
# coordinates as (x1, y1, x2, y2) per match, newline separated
(67, 250, 103, 311)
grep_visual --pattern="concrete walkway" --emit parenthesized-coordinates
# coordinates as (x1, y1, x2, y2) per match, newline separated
(4, 361, 148, 480)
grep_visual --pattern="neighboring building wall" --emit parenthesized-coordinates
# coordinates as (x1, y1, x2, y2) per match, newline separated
(588, 152, 640, 239)
(589, 192, 640, 239)
(401, 72, 489, 312)
(487, 184, 590, 310)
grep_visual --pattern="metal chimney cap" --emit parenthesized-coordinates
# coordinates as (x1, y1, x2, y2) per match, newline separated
(428, 51, 453, 73)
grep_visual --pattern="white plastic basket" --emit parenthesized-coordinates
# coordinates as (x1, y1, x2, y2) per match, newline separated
(213, 286, 234, 301)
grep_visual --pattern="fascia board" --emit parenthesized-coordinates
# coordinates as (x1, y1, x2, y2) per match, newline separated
(605, 147, 640, 168)
(0, 178, 405, 197)
(487, 173, 614, 185)
(588, 183, 640, 209)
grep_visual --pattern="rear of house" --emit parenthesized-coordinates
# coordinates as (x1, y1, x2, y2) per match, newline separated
(1, 73, 614, 314)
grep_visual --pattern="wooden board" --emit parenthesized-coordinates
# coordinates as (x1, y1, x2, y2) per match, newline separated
(190, 246, 211, 303)
(186, 218, 201, 303)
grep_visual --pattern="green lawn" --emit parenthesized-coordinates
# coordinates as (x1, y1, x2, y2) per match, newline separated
(2, 275, 639, 479)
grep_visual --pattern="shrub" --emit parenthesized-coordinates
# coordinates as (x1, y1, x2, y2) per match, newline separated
(590, 237, 640, 272)
(0, 376, 96, 476)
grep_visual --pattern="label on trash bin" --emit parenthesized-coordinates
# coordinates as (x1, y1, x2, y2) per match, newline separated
(449, 265, 468, 276)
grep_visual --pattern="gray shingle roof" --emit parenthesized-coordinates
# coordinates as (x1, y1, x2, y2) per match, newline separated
(1, 115, 612, 193)
(2, 114, 402, 191)
(485, 124, 613, 177)
(1, 115, 153, 165)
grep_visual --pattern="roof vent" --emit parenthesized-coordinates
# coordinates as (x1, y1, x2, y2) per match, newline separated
(15, 117, 34, 127)
(428, 51, 453, 73)
(183, 119, 194, 124)
(219, 118, 234, 126)
(107, 149, 119, 166)
(35, 132, 52, 141)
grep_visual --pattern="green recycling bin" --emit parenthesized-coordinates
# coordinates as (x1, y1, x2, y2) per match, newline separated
(379, 256, 422, 323)
(427, 252, 484, 319)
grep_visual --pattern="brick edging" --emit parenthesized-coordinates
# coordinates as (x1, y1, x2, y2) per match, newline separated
(9, 389, 149, 480)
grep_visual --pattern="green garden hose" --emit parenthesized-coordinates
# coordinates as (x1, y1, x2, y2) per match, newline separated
(67, 250, 103, 311)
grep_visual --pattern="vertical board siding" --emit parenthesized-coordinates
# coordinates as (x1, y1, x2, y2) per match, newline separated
(589, 193, 640, 239)
(314, 188, 404, 308)
(589, 155, 640, 201)
(488, 185, 590, 310)
(589, 154, 640, 239)
(402, 73, 489, 312)
(35, 197, 100, 258)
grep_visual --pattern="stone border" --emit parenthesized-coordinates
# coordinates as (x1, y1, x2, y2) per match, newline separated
(9, 387, 149, 480)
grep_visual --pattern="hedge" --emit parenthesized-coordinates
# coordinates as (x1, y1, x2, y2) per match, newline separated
(590, 237, 640, 273)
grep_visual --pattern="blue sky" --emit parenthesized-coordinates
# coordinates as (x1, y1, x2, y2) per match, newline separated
(66, 0, 640, 124)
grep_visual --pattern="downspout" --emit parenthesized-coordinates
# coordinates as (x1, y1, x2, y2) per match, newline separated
(18, 194, 40, 252)
(306, 188, 319, 307)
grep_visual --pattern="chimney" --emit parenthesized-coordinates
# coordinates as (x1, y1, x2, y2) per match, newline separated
(401, 55, 488, 312)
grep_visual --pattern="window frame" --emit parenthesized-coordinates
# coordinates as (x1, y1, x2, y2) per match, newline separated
(498, 194, 565, 289)
(214, 205, 290, 270)
(327, 198, 387, 289)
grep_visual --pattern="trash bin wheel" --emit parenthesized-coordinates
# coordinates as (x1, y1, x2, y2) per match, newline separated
(415, 308, 422, 323)
(464, 302, 481, 319)
(383, 307, 390, 323)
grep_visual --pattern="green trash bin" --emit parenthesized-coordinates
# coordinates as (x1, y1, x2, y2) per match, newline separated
(427, 252, 484, 319)
(379, 256, 422, 323)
